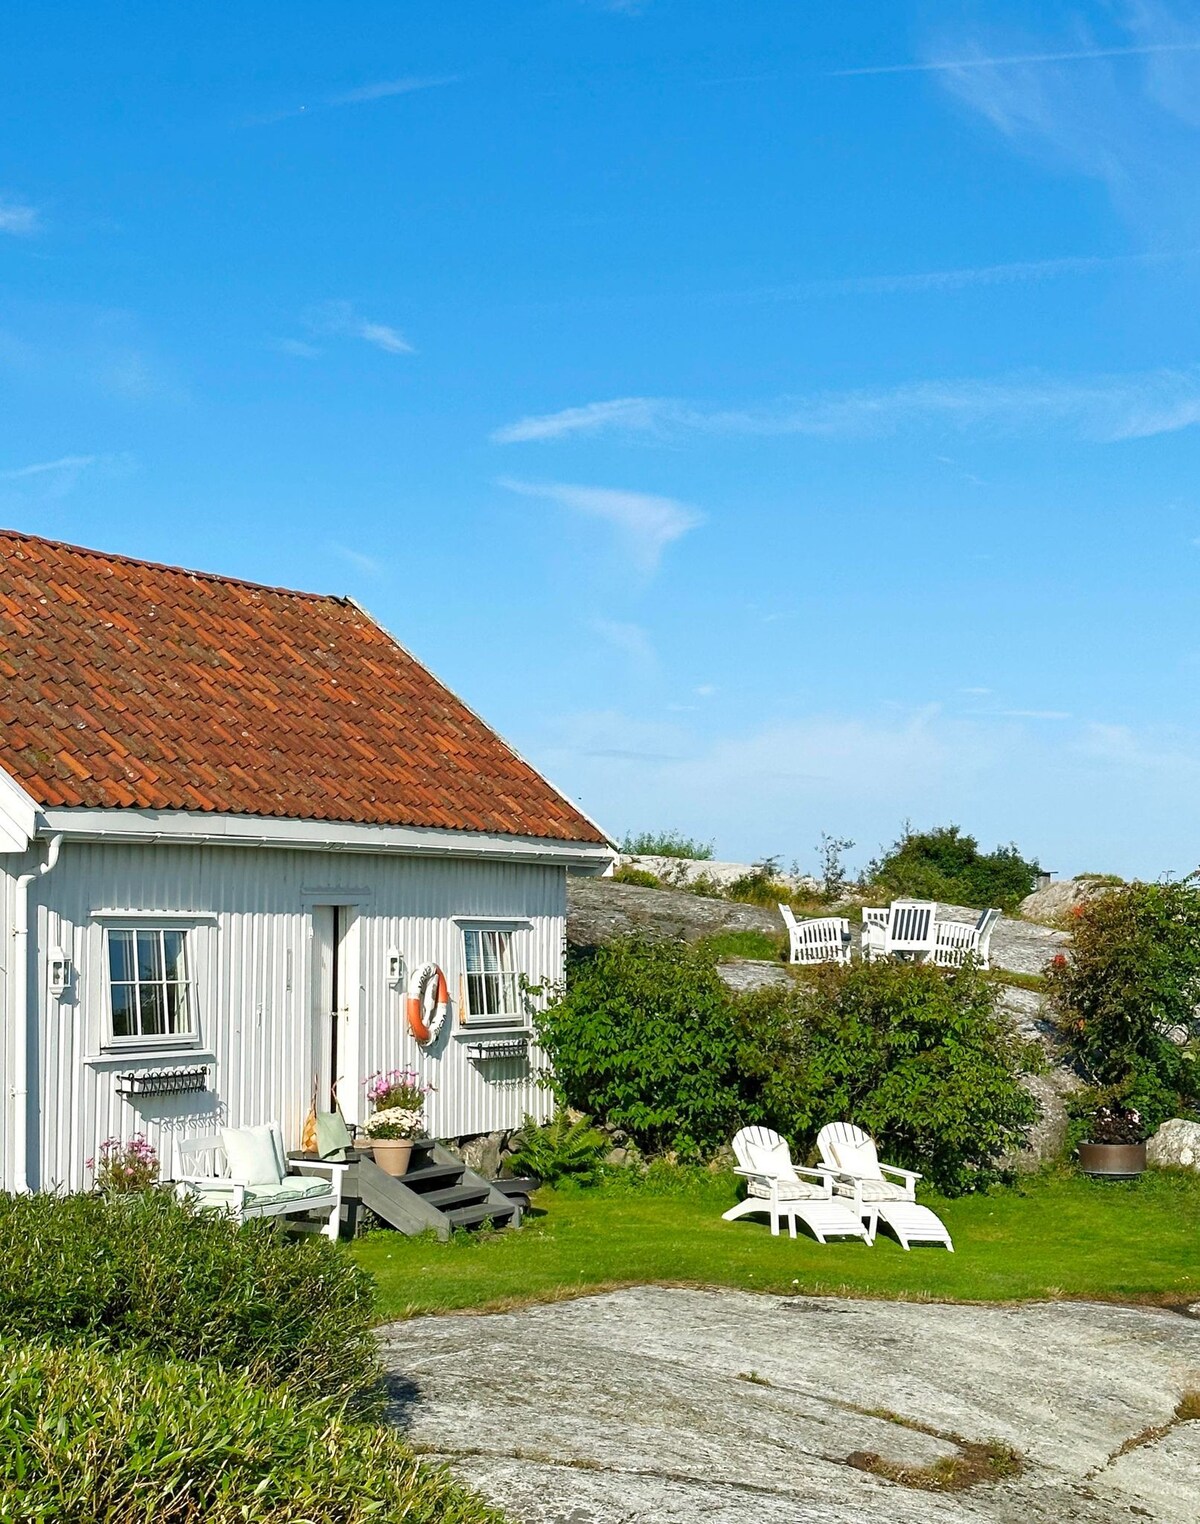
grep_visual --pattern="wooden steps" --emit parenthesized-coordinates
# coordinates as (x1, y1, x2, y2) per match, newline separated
(331, 1138, 521, 1241)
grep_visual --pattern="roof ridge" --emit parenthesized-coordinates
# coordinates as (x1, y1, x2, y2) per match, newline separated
(0, 526, 347, 604)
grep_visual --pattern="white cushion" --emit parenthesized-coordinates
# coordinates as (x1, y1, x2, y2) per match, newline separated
(829, 1138, 883, 1180)
(747, 1178, 823, 1201)
(745, 1140, 798, 1183)
(220, 1124, 284, 1187)
(834, 1177, 908, 1202)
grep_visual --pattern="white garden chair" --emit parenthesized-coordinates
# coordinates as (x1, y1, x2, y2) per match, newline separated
(778, 905, 852, 966)
(932, 908, 1001, 970)
(174, 1122, 342, 1241)
(815, 1122, 953, 1251)
(861, 906, 889, 962)
(884, 900, 938, 961)
(723, 1126, 871, 1243)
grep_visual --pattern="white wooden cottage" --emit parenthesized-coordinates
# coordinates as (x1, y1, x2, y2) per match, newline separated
(0, 529, 612, 1193)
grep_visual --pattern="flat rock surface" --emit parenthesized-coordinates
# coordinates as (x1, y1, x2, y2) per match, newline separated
(382, 1287, 1200, 1523)
(567, 876, 781, 948)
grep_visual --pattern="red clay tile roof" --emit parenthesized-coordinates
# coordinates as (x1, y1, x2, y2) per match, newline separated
(0, 529, 608, 844)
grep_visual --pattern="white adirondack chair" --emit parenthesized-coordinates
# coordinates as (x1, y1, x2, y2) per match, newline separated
(861, 906, 889, 962)
(723, 1126, 871, 1243)
(174, 1122, 342, 1241)
(884, 901, 938, 961)
(932, 908, 1001, 970)
(778, 904, 852, 966)
(816, 1122, 953, 1251)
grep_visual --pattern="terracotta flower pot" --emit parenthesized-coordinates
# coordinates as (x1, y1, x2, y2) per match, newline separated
(1078, 1141, 1146, 1178)
(370, 1138, 413, 1177)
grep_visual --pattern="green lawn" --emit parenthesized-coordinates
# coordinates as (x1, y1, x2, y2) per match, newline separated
(352, 1168, 1200, 1322)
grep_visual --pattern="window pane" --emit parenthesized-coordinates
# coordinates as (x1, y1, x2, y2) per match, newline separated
(466, 970, 485, 1015)
(136, 930, 164, 982)
(162, 931, 187, 982)
(501, 972, 521, 1014)
(139, 982, 167, 1036)
(479, 931, 500, 973)
(464, 932, 481, 973)
(165, 983, 191, 1035)
(494, 931, 513, 972)
(483, 972, 501, 1014)
(108, 930, 135, 983)
(111, 983, 138, 1038)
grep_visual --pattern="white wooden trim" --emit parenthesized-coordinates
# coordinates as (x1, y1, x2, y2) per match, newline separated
(452, 914, 534, 928)
(90, 909, 220, 923)
(83, 1049, 218, 1067)
(300, 887, 372, 907)
(0, 766, 38, 854)
(41, 805, 615, 870)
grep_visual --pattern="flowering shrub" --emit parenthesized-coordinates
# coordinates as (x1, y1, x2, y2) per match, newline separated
(87, 1136, 158, 1193)
(363, 1070, 432, 1140)
(1088, 1105, 1144, 1145)
(1047, 878, 1200, 1131)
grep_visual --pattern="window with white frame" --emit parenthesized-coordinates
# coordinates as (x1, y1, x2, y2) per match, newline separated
(462, 927, 525, 1026)
(106, 927, 196, 1044)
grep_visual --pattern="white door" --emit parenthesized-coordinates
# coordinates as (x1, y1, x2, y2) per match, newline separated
(309, 905, 359, 1117)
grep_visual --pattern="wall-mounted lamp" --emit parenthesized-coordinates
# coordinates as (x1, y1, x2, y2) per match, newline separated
(48, 949, 72, 997)
(386, 950, 404, 988)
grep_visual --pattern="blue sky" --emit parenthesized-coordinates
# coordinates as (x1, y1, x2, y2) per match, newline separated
(4, 2, 1200, 877)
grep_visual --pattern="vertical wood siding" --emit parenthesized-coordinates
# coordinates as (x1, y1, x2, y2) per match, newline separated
(19, 841, 564, 1193)
(0, 857, 15, 1187)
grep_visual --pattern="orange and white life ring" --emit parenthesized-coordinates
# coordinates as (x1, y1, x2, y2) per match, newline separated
(406, 962, 449, 1045)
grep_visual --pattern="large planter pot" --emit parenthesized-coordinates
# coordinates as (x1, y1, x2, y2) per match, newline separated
(370, 1138, 413, 1177)
(1078, 1141, 1147, 1178)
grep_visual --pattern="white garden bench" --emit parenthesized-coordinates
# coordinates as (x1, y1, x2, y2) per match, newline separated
(174, 1122, 342, 1240)
(816, 1121, 953, 1251)
(932, 908, 1001, 970)
(778, 905, 852, 966)
(723, 1126, 871, 1243)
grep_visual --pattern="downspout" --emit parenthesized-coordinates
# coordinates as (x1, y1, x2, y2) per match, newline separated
(12, 833, 63, 1194)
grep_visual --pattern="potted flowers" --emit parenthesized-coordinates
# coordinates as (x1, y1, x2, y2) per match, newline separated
(1078, 1104, 1146, 1178)
(87, 1134, 160, 1193)
(363, 1069, 433, 1177)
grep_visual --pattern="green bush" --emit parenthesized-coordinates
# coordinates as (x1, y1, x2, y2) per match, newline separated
(0, 1191, 378, 1408)
(1046, 879, 1200, 1130)
(865, 824, 1039, 912)
(699, 929, 785, 962)
(536, 939, 744, 1158)
(721, 858, 827, 915)
(620, 829, 714, 859)
(738, 961, 1042, 1193)
(612, 863, 663, 888)
(509, 1110, 609, 1184)
(0, 1340, 502, 1524)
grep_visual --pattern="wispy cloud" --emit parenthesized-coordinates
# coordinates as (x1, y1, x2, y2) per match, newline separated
(303, 301, 414, 356)
(327, 75, 459, 106)
(498, 477, 703, 573)
(919, 3, 1200, 231)
(272, 337, 321, 359)
(330, 542, 385, 576)
(0, 452, 135, 500)
(834, 41, 1200, 77)
(247, 74, 457, 126)
(0, 454, 95, 480)
(492, 367, 1200, 446)
(493, 397, 673, 443)
(591, 618, 657, 672)
(0, 198, 39, 236)
(784, 247, 1197, 296)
